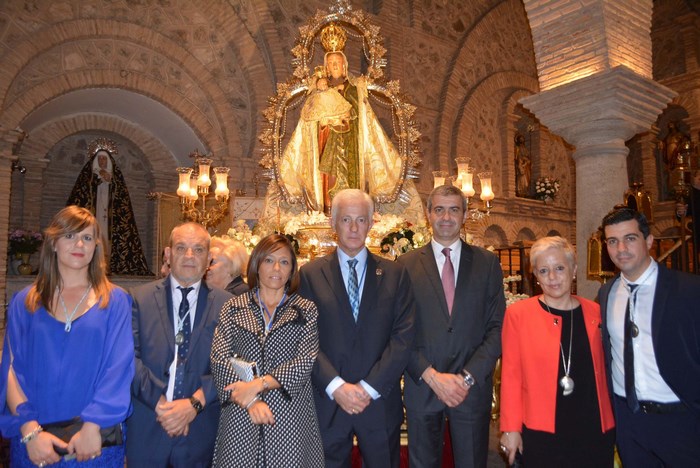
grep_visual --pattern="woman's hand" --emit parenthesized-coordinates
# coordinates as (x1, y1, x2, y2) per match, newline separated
(67, 421, 102, 462)
(225, 380, 262, 407)
(25, 432, 65, 466)
(500, 431, 523, 466)
(246, 401, 275, 425)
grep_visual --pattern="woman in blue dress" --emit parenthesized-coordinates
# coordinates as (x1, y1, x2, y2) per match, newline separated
(0, 206, 135, 467)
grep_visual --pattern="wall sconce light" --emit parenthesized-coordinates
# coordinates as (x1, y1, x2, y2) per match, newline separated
(176, 149, 230, 228)
(453, 157, 495, 219)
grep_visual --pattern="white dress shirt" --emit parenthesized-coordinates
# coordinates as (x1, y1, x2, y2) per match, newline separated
(325, 247, 380, 401)
(166, 279, 201, 401)
(430, 238, 462, 285)
(607, 260, 681, 402)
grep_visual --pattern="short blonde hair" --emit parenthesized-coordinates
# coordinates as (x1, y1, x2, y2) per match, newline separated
(529, 236, 576, 272)
(210, 236, 249, 278)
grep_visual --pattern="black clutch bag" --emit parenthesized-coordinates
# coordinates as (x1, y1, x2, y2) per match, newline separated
(511, 450, 524, 468)
(43, 417, 123, 456)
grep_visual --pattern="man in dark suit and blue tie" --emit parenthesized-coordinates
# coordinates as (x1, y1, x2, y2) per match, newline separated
(127, 222, 232, 467)
(299, 189, 415, 468)
(398, 184, 505, 467)
(598, 207, 700, 466)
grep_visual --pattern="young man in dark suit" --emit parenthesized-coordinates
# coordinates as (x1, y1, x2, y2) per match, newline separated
(398, 184, 505, 468)
(599, 207, 700, 466)
(299, 189, 415, 468)
(127, 222, 232, 467)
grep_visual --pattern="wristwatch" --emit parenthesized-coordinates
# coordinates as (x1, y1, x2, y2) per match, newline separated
(461, 370, 475, 387)
(189, 396, 204, 414)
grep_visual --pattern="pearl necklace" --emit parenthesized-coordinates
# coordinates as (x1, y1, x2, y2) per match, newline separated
(58, 285, 91, 332)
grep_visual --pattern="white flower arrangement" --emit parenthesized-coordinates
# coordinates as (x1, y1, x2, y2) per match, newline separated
(534, 177, 561, 201)
(370, 213, 429, 258)
(283, 211, 328, 235)
(370, 214, 407, 238)
(503, 275, 529, 306)
(226, 220, 260, 254)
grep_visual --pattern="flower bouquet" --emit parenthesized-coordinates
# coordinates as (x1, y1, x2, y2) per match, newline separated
(9, 228, 43, 255)
(225, 220, 260, 254)
(370, 214, 429, 258)
(534, 177, 560, 201)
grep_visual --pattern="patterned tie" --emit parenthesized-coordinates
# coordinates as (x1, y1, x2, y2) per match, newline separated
(441, 248, 455, 315)
(174, 286, 193, 399)
(623, 283, 639, 412)
(347, 259, 360, 321)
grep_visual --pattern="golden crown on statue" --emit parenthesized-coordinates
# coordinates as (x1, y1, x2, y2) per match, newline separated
(320, 23, 347, 52)
(87, 137, 119, 157)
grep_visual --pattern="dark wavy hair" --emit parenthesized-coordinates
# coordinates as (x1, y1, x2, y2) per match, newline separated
(246, 234, 299, 294)
(601, 207, 651, 240)
(26, 206, 112, 313)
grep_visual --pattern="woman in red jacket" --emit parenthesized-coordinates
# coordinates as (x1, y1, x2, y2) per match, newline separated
(500, 236, 615, 467)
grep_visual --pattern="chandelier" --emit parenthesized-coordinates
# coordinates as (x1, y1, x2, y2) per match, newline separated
(432, 157, 495, 220)
(176, 149, 230, 228)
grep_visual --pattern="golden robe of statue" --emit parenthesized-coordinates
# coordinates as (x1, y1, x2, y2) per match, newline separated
(279, 51, 405, 214)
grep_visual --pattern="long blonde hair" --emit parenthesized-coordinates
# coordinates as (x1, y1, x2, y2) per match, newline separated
(26, 206, 112, 313)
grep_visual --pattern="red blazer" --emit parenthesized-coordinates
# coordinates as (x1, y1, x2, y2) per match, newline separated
(500, 296, 615, 434)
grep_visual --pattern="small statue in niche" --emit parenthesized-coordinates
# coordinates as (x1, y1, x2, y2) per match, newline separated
(67, 138, 152, 275)
(514, 132, 532, 198)
(659, 121, 690, 197)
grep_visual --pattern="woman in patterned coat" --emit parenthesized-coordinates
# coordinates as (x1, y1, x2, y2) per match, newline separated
(211, 234, 324, 467)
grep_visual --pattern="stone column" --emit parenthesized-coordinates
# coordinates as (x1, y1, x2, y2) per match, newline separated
(0, 128, 29, 322)
(520, 67, 676, 298)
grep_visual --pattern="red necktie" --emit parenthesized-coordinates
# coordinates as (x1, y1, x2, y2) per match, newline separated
(441, 248, 455, 315)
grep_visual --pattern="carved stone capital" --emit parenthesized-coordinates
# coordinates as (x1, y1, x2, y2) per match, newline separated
(519, 66, 677, 151)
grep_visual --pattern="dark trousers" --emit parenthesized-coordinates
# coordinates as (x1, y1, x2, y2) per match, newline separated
(321, 412, 401, 468)
(407, 407, 490, 468)
(614, 394, 700, 467)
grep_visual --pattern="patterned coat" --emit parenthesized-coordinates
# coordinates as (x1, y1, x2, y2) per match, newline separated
(211, 291, 324, 467)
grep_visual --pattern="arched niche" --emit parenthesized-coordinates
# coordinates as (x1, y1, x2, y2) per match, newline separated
(654, 105, 692, 202)
(41, 132, 156, 271)
(483, 224, 508, 248)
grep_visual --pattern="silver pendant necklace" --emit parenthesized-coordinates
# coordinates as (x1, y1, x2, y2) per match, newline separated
(543, 298, 575, 396)
(622, 267, 654, 339)
(58, 285, 92, 332)
(175, 310, 192, 346)
(175, 330, 185, 346)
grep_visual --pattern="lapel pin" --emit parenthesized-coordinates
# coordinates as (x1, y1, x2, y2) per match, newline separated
(376, 268, 383, 276)
(554, 318, 559, 325)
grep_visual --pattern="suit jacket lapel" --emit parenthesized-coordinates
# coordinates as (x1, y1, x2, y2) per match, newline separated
(188, 283, 212, 354)
(357, 254, 381, 324)
(158, 277, 175, 351)
(418, 245, 450, 320)
(651, 265, 670, 345)
(453, 241, 474, 315)
(322, 252, 356, 324)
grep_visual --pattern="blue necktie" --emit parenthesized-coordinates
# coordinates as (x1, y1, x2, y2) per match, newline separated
(174, 286, 193, 399)
(347, 259, 359, 321)
(624, 283, 639, 412)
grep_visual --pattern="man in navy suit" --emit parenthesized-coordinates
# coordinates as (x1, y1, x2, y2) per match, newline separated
(127, 222, 232, 467)
(598, 207, 700, 466)
(398, 185, 505, 468)
(299, 189, 415, 468)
